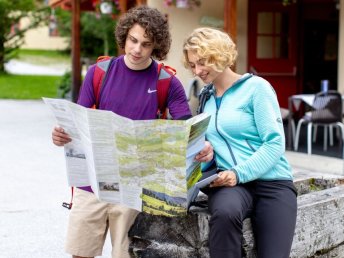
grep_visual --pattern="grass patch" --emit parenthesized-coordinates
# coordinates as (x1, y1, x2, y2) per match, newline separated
(0, 74, 61, 99)
(17, 49, 70, 66)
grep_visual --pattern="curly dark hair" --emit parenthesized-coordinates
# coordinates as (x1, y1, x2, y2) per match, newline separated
(115, 5, 171, 61)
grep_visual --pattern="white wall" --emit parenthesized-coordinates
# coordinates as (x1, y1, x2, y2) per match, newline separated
(148, 0, 247, 94)
(21, 17, 68, 50)
(148, 0, 224, 92)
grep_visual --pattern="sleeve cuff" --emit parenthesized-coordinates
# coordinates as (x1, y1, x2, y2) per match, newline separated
(231, 168, 240, 184)
(201, 159, 216, 172)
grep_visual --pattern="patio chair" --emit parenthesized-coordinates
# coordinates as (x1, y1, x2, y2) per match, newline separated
(294, 90, 344, 157)
(280, 107, 296, 143)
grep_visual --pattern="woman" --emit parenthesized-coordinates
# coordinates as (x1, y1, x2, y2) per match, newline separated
(183, 27, 297, 258)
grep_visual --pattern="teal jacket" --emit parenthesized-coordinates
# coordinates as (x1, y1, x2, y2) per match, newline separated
(203, 73, 292, 184)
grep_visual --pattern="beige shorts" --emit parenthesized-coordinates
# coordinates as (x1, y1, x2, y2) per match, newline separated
(65, 188, 139, 258)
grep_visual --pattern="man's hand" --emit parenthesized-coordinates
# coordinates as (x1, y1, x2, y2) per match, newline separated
(210, 170, 237, 187)
(52, 126, 72, 146)
(195, 141, 213, 162)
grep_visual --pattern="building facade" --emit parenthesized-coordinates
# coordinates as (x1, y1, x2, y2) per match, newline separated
(149, 0, 343, 108)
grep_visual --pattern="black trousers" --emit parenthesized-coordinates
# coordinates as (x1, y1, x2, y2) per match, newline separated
(207, 180, 297, 258)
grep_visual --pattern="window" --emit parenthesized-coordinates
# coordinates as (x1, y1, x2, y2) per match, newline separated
(256, 12, 289, 59)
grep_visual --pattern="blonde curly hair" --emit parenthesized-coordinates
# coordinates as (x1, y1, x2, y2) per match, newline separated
(182, 27, 238, 72)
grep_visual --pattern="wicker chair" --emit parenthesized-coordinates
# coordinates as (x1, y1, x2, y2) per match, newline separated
(294, 90, 344, 157)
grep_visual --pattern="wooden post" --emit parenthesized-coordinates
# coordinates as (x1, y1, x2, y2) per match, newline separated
(224, 0, 237, 71)
(71, 0, 81, 103)
(118, 0, 127, 13)
(136, 0, 147, 5)
(224, 0, 237, 42)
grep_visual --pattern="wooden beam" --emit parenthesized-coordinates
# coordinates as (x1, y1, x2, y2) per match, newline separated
(118, 0, 146, 13)
(71, 0, 81, 103)
(136, 0, 147, 5)
(224, 0, 237, 71)
(118, 0, 127, 13)
(224, 0, 237, 43)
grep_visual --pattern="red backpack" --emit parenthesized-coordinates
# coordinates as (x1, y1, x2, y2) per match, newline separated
(92, 55, 176, 118)
(62, 56, 176, 210)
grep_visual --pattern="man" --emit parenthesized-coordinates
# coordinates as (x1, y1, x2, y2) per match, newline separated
(52, 6, 213, 258)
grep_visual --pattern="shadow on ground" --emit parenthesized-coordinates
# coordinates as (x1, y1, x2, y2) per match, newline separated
(284, 125, 343, 159)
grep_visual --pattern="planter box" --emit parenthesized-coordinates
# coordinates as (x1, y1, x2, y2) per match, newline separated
(129, 178, 344, 258)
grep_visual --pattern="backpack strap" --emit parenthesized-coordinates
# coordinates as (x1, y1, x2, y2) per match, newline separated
(92, 55, 113, 109)
(92, 57, 174, 118)
(197, 84, 214, 114)
(157, 63, 176, 119)
(62, 187, 74, 210)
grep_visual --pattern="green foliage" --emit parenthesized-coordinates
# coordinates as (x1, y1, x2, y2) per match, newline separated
(0, 0, 50, 72)
(0, 74, 60, 99)
(57, 70, 72, 99)
(55, 8, 118, 58)
(18, 48, 69, 59)
(82, 12, 117, 57)
(17, 48, 69, 65)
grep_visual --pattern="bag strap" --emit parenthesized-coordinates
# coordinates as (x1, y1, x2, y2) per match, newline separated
(62, 187, 74, 210)
(93, 55, 113, 109)
(197, 84, 214, 114)
(156, 63, 176, 119)
(92, 57, 175, 118)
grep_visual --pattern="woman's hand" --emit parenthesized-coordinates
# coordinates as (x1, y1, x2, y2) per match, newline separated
(210, 170, 237, 187)
(195, 141, 213, 162)
(52, 126, 72, 146)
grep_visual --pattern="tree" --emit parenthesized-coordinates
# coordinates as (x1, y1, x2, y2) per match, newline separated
(0, 0, 49, 73)
(81, 12, 118, 58)
(54, 7, 118, 59)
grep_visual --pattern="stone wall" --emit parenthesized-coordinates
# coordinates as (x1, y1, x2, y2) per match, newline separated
(129, 179, 344, 258)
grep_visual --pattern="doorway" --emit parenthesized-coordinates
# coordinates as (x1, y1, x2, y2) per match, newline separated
(248, 0, 339, 107)
(248, 0, 298, 108)
(300, 1, 339, 94)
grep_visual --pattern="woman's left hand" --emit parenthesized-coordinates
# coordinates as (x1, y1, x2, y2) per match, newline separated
(210, 170, 237, 187)
(195, 141, 213, 162)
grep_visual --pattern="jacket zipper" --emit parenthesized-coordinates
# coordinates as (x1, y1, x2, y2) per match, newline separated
(209, 74, 254, 168)
(215, 98, 237, 166)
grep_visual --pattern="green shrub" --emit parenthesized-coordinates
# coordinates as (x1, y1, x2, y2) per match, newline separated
(57, 71, 72, 99)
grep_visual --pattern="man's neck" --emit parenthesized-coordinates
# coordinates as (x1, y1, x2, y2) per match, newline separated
(123, 55, 152, 70)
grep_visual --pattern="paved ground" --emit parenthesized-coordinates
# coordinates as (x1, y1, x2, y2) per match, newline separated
(0, 100, 111, 258)
(4, 59, 87, 76)
(4, 60, 70, 76)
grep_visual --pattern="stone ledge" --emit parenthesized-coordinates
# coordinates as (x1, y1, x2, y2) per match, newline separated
(129, 179, 344, 258)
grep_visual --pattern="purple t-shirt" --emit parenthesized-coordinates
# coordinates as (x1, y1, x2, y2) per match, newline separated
(77, 55, 191, 192)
